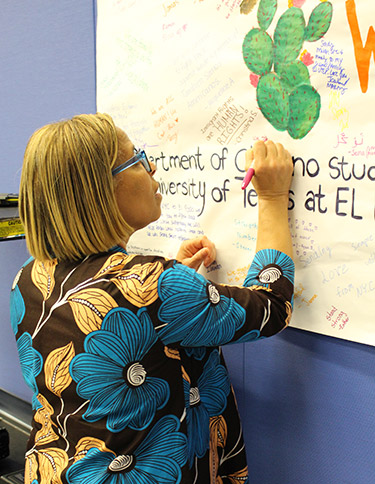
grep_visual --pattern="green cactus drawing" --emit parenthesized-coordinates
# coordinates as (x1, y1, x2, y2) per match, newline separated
(274, 7, 305, 71)
(257, 73, 289, 130)
(288, 84, 321, 139)
(278, 60, 310, 93)
(257, 0, 277, 31)
(242, 28, 274, 76)
(242, 0, 333, 139)
(304, 2, 333, 42)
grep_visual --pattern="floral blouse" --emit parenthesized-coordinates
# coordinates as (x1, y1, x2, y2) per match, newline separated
(10, 247, 294, 484)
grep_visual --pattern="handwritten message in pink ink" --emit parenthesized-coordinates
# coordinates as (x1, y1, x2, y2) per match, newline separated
(326, 305, 349, 330)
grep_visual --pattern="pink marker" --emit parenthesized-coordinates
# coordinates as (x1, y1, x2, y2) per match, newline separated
(241, 167, 255, 190)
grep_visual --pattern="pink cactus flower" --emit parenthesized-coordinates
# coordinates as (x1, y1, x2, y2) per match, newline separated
(292, 0, 306, 7)
(301, 51, 314, 66)
(250, 73, 260, 87)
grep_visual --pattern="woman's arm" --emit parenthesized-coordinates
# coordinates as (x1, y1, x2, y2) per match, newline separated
(247, 140, 293, 258)
(177, 140, 293, 270)
(152, 140, 294, 347)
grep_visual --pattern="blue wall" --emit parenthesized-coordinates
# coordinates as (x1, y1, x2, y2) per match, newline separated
(0, 0, 96, 400)
(1, 1, 375, 482)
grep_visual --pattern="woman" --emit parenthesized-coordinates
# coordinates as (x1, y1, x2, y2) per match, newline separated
(10, 113, 294, 484)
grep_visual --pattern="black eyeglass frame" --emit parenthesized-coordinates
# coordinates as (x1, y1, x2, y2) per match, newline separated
(111, 148, 152, 176)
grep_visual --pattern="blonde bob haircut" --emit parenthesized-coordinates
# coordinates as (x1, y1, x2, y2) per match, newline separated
(20, 113, 133, 261)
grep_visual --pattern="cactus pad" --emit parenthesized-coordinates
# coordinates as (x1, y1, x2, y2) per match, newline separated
(274, 7, 305, 69)
(257, 0, 277, 31)
(242, 28, 274, 76)
(288, 84, 321, 139)
(304, 2, 333, 42)
(256, 72, 289, 131)
(279, 60, 311, 93)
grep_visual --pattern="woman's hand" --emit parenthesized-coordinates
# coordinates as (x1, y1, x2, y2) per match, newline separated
(176, 235, 216, 271)
(245, 140, 293, 202)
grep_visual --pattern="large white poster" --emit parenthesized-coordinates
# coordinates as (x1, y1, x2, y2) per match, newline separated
(97, 0, 375, 346)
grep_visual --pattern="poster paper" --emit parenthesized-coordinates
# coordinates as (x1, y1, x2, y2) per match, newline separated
(97, 0, 375, 346)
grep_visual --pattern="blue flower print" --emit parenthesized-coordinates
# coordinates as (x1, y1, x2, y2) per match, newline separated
(66, 415, 187, 484)
(70, 308, 170, 432)
(184, 350, 230, 467)
(10, 281, 25, 335)
(245, 249, 295, 287)
(228, 329, 263, 344)
(16, 333, 43, 410)
(184, 347, 206, 361)
(157, 264, 246, 346)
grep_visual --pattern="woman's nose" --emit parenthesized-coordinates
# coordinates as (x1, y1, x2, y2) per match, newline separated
(149, 161, 156, 176)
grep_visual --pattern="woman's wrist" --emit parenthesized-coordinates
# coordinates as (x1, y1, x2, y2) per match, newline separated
(256, 197, 293, 258)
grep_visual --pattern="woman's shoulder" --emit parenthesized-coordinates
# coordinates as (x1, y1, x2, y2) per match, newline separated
(11, 249, 182, 313)
(93, 247, 176, 274)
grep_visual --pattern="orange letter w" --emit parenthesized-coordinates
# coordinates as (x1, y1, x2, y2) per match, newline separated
(346, 0, 375, 93)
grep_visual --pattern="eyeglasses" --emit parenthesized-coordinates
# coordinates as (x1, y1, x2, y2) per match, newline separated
(112, 148, 152, 176)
